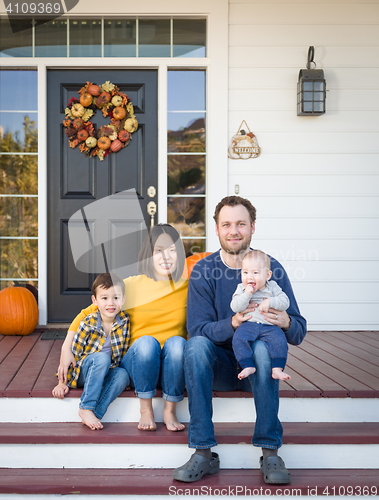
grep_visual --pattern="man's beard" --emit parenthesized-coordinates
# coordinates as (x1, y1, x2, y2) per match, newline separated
(220, 238, 251, 256)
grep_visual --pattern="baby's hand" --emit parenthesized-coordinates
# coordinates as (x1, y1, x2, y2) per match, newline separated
(245, 284, 254, 295)
(259, 298, 270, 314)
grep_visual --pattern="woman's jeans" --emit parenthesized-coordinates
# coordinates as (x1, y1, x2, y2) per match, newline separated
(184, 336, 283, 450)
(77, 352, 130, 420)
(121, 335, 186, 402)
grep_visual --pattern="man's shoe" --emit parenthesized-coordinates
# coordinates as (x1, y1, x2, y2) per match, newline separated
(259, 455, 291, 484)
(172, 452, 220, 483)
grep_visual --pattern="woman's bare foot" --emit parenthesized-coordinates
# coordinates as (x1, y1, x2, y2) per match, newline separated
(138, 398, 157, 431)
(79, 409, 103, 430)
(238, 366, 256, 380)
(163, 401, 185, 432)
(272, 368, 291, 380)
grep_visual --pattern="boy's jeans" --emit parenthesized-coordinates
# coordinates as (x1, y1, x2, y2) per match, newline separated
(184, 336, 283, 450)
(77, 352, 130, 419)
(121, 335, 186, 402)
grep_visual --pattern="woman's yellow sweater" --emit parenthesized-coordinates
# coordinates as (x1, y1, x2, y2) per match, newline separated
(69, 275, 188, 348)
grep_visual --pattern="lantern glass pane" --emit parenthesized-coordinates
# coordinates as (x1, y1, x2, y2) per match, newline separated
(314, 92, 323, 101)
(304, 102, 313, 112)
(304, 92, 313, 101)
(314, 81, 324, 91)
(314, 101, 324, 112)
(303, 82, 313, 91)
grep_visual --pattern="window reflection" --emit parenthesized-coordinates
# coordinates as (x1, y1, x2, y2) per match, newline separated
(0, 18, 32, 57)
(173, 19, 206, 58)
(168, 155, 205, 195)
(0, 114, 38, 153)
(104, 19, 136, 57)
(168, 197, 205, 237)
(0, 155, 38, 195)
(182, 239, 206, 257)
(35, 19, 67, 57)
(69, 18, 102, 57)
(0, 239, 38, 280)
(168, 71, 205, 111)
(168, 114, 205, 153)
(0, 197, 38, 237)
(139, 19, 170, 57)
(0, 70, 37, 110)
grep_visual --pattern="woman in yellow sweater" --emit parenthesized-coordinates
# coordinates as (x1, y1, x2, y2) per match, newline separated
(57, 224, 188, 432)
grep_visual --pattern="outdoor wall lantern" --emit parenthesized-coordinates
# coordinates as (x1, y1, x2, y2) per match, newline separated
(297, 46, 326, 116)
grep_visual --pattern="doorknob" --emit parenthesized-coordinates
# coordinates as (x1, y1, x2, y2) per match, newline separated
(147, 201, 157, 227)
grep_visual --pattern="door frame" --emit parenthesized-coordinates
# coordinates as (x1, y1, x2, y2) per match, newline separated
(0, 2, 229, 325)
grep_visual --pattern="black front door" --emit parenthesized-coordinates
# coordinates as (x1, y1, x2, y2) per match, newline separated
(47, 69, 158, 322)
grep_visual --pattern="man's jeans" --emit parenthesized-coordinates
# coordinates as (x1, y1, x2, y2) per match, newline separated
(77, 352, 130, 419)
(121, 335, 186, 402)
(184, 336, 283, 449)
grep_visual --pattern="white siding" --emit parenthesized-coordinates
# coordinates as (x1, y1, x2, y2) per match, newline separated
(228, 0, 379, 330)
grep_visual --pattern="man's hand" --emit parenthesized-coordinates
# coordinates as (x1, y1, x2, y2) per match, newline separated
(231, 303, 258, 330)
(263, 308, 291, 330)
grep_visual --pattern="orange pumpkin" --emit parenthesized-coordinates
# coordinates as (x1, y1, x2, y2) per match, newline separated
(77, 129, 89, 142)
(182, 252, 212, 279)
(73, 118, 85, 130)
(88, 84, 101, 96)
(110, 139, 122, 152)
(118, 130, 130, 143)
(97, 136, 111, 150)
(113, 106, 126, 120)
(0, 287, 38, 336)
(80, 92, 93, 107)
(99, 91, 111, 103)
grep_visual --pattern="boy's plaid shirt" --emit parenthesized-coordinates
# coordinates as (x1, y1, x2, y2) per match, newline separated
(67, 310, 130, 388)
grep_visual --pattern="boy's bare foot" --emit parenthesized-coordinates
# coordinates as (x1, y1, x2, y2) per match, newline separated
(163, 401, 185, 432)
(52, 383, 69, 399)
(238, 366, 256, 380)
(272, 368, 291, 381)
(79, 409, 103, 430)
(138, 399, 157, 431)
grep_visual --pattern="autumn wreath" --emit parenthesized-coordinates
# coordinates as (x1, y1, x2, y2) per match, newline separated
(63, 81, 138, 161)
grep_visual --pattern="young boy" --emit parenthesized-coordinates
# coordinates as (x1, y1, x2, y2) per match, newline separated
(52, 273, 130, 430)
(231, 250, 291, 381)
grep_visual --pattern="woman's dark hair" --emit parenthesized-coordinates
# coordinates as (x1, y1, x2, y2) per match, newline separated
(137, 224, 185, 282)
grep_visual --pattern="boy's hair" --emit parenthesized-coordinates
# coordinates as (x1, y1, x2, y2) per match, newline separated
(91, 272, 125, 297)
(137, 224, 185, 282)
(243, 249, 271, 270)
(213, 196, 256, 225)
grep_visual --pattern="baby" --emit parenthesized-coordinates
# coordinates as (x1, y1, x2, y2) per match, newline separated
(231, 250, 291, 381)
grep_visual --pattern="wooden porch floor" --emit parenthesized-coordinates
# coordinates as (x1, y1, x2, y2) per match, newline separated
(0, 330, 378, 399)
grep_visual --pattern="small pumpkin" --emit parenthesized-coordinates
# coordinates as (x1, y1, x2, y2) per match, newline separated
(77, 129, 89, 142)
(99, 91, 110, 103)
(80, 92, 93, 107)
(88, 84, 101, 96)
(111, 95, 123, 107)
(85, 136, 97, 148)
(118, 130, 130, 143)
(71, 103, 85, 117)
(113, 106, 126, 120)
(124, 117, 138, 133)
(182, 252, 213, 279)
(0, 286, 39, 336)
(73, 118, 85, 130)
(97, 136, 111, 150)
(110, 139, 122, 152)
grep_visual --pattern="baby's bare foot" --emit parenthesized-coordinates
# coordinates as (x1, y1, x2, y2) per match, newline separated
(163, 407, 185, 432)
(79, 409, 103, 430)
(272, 368, 291, 381)
(238, 366, 256, 380)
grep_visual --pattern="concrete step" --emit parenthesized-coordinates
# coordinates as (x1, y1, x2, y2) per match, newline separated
(1, 395, 379, 423)
(0, 468, 378, 497)
(1, 422, 378, 469)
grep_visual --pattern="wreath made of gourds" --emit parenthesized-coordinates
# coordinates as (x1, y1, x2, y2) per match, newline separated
(63, 81, 138, 161)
